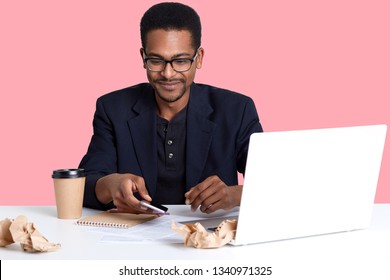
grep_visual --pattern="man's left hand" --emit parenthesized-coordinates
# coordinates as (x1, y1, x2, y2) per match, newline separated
(184, 175, 242, 213)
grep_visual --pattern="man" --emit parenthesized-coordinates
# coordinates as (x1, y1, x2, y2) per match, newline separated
(79, 2, 263, 214)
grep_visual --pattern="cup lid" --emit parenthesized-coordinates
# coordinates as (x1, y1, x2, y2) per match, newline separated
(52, 169, 85, 178)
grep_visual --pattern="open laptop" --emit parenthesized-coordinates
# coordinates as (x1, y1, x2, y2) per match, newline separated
(184, 124, 387, 245)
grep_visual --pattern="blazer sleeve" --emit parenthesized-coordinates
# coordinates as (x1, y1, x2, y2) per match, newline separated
(79, 97, 118, 210)
(235, 97, 263, 174)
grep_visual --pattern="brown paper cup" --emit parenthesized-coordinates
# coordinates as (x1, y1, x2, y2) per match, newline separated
(52, 169, 85, 219)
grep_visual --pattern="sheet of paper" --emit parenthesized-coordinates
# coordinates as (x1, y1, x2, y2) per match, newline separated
(82, 207, 240, 244)
(106, 217, 183, 243)
(83, 215, 181, 244)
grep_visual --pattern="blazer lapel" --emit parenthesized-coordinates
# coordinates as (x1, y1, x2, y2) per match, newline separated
(127, 88, 158, 197)
(186, 83, 216, 189)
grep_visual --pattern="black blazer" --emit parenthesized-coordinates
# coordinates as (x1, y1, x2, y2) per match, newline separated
(79, 82, 263, 209)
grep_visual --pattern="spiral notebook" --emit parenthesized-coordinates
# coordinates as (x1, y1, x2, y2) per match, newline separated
(76, 211, 157, 228)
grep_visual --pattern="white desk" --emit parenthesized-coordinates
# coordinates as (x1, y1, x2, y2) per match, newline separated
(1, 205, 390, 279)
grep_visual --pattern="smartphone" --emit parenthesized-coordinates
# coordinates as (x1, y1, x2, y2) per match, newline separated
(140, 200, 169, 214)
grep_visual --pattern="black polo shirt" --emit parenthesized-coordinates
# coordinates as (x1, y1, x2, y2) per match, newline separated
(154, 108, 187, 204)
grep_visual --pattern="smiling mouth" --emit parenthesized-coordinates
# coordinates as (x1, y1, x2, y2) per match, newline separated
(157, 80, 182, 90)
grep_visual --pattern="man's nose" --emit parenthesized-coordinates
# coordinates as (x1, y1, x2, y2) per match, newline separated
(161, 62, 177, 79)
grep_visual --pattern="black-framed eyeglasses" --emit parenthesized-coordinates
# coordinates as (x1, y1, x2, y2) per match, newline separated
(143, 50, 199, 72)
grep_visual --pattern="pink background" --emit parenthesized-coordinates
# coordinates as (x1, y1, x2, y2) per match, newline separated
(1, 0, 389, 205)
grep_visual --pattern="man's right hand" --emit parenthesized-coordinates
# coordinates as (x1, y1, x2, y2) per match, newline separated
(95, 173, 152, 213)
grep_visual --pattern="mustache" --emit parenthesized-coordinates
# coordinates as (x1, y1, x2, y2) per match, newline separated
(155, 78, 185, 83)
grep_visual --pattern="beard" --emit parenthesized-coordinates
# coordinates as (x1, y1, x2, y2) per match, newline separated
(154, 79, 188, 103)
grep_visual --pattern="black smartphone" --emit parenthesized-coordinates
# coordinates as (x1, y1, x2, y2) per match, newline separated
(140, 200, 169, 214)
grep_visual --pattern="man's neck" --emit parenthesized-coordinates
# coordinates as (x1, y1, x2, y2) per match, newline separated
(156, 95, 189, 121)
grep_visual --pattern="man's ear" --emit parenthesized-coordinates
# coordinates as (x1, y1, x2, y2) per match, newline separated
(140, 48, 146, 69)
(196, 47, 204, 69)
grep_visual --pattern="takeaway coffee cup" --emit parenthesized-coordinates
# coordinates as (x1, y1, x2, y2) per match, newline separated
(52, 169, 86, 219)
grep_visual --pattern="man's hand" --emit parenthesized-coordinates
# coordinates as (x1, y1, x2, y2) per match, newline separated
(95, 173, 153, 213)
(184, 175, 242, 213)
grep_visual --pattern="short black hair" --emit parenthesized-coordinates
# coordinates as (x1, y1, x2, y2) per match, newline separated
(140, 2, 202, 50)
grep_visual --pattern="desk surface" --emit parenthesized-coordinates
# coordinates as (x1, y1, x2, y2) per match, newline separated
(1, 205, 389, 262)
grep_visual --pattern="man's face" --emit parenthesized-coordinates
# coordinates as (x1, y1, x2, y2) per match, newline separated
(141, 29, 203, 105)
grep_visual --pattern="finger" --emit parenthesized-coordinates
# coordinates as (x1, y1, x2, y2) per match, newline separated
(120, 176, 152, 210)
(184, 188, 200, 206)
(202, 190, 233, 213)
(112, 198, 141, 213)
(198, 179, 229, 212)
(185, 176, 218, 206)
(132, 177, 152, 202)
(184, 188, 194, 205)
(199, 189, 224, 212)
(190, 182, 221, 212)
(201, 199, 223, 214)
(120, 180, 143, 209)
(113, 198, 158, 214)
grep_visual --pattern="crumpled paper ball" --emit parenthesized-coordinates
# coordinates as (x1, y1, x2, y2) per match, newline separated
(0, 218, 13, 247)
(0, 215, 60, 252)
(172, 219, 237, 249)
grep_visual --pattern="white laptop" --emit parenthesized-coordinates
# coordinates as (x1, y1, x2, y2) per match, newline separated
(184, 124, 387, 245)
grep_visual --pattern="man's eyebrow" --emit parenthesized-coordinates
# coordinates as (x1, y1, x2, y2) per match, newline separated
(145, 52, 192, 59)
